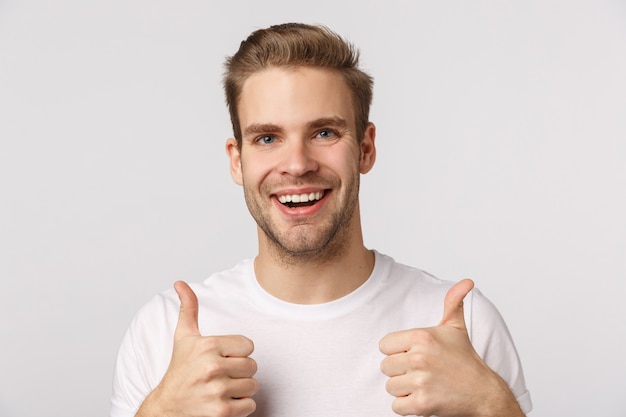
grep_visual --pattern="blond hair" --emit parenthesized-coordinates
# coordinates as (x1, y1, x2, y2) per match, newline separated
(223, 23, 373, 146)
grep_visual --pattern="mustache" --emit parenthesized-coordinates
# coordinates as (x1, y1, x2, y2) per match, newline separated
(260, 173, 340, 191)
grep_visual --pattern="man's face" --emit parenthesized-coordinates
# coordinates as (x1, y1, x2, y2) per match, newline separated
(226, 67, 375, 260)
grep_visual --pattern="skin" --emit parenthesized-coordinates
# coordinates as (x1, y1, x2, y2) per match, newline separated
(136, 281, 258, 417)
(134, 66, 525, 417)
(225, 66, 376, 304)
(379, 279, 525, 417)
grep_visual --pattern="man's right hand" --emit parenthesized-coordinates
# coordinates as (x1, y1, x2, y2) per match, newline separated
(136, 281, 258, 417)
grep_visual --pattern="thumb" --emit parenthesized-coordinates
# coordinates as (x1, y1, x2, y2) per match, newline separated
(173, 280, 200, 338)
(439, 278, 475, 330)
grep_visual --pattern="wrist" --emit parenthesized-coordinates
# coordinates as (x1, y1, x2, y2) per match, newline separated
(135, 386, 169, 417)
(476, 370, 525, 417)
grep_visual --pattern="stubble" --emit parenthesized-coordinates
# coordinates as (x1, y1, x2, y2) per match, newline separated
(243, 171, 360, 267)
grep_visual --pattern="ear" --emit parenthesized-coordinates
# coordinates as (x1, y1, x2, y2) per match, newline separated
(359, 122, 376, 174)
(225, 138, 243, 185)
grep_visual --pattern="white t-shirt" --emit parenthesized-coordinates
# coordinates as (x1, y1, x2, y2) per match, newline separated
(110, 251, 532, 417)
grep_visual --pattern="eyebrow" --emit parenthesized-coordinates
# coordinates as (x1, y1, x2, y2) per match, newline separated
(307, 117, 349, 130)
(243, 117, 349, 138)
(243, 123, 284, 137)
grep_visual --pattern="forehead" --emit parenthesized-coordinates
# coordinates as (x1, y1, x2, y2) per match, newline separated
(238, 67, 356, 131)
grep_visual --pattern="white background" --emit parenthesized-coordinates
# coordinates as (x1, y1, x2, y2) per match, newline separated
(1, 1, 625, 416)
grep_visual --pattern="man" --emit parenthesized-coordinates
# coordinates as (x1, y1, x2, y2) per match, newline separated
(110, 23, 532, 417)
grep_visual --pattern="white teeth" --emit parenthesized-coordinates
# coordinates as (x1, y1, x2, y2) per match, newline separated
(278, 191, 324, 204)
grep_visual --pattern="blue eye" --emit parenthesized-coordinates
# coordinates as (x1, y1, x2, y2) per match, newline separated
(317, 130, 335, 139)
(258, 135, 276, 145)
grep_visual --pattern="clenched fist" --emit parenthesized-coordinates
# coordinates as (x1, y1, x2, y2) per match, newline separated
(136, 281, 258, 417)
(379, 279, 524, 417)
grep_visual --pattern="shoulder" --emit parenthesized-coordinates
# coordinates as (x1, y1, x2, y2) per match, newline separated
(130, 258, 255, 335)
(374, 251, 455, 297)
(372, 251, 508, 333)
(371, 251, 458, 327)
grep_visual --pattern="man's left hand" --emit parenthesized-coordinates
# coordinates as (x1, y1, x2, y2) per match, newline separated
(379, 279, 524, 417)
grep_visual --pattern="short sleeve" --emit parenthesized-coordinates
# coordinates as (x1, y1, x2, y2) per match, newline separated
(109, 293, 177, 417)
(468, 289, 533, 414)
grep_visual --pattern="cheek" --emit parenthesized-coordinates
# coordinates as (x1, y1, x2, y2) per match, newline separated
(325, 149, 360, 178)
(241, 155, 274, 187)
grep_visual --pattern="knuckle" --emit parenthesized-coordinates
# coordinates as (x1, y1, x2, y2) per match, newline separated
(409, 329, 435, 346)
(239, 398, 257, 416)
(378, 337, 388, 353)
(241, 336, 255, 353)
(380, 357, 393, 376)
(407, 352, 428, 369)
(202, 336, 222, 351)
(212, 402, 233, 417)
(393, 394, 432, 417)
(208, 379, 229, 397)
(380, 359, 387, 374)
(384, 378, 395, 394)
(248, 357, 258, 374)
(249, 377, 260, 395)
(392, 398, 411, 416)
(410, 393, 435, 417)
(204, 359, 226, 379)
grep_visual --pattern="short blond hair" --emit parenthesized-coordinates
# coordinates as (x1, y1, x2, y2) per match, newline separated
(223, 23, 373, 146)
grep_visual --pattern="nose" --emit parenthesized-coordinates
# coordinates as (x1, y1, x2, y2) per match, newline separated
(278, 139, 319, 177)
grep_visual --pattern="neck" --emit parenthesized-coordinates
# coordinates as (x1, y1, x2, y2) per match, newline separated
(253, 219, 375, 304)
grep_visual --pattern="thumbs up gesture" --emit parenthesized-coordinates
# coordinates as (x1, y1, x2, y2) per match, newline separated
(137, 281, 258, 417)
(379, 279, 523, 417)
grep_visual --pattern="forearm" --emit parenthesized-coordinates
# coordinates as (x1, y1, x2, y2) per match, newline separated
(478, 371, 526, 417)
(134, 388, 166, 417)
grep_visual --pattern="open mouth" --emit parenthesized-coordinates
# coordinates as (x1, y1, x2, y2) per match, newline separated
(277, 191, 325, 208)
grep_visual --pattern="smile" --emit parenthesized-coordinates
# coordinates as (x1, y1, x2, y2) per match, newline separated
(277, 191, 325, 208)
